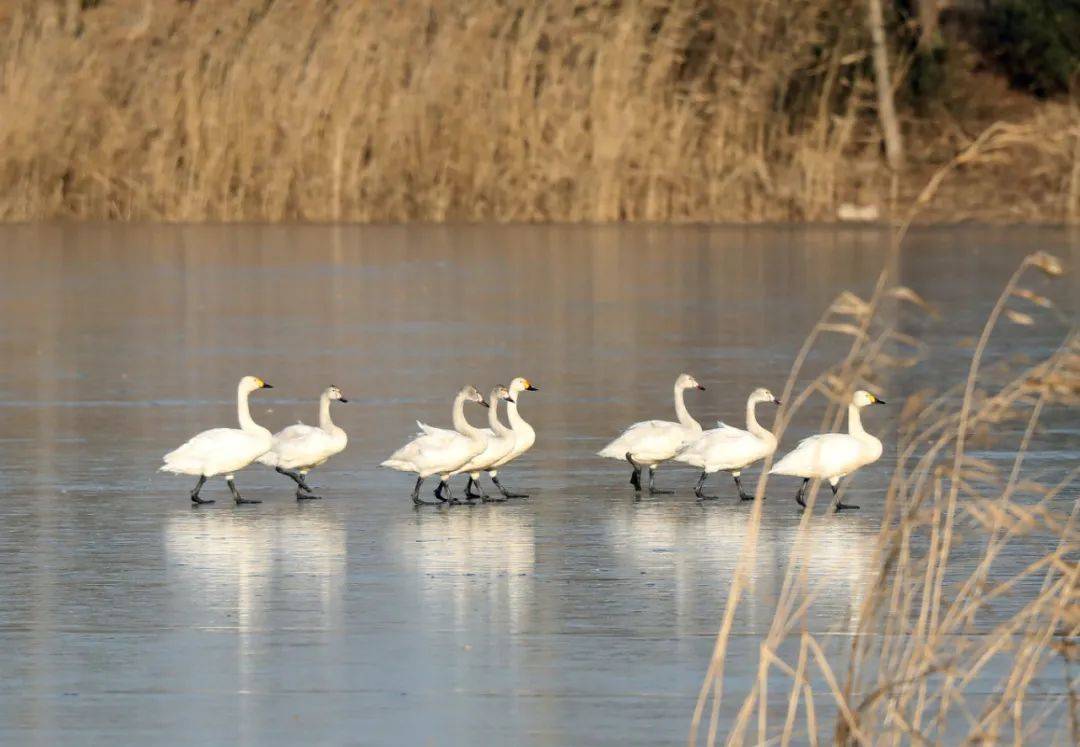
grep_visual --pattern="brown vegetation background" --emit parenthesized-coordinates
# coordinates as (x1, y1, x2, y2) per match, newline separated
(1, 0, 1077, 223)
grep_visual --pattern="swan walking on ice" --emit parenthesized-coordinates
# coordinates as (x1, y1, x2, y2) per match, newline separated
(160, 375, 275, 505)
(770, 390, 886, 511)
(598, 373, 705, 494)
(675, 387, 780, 501)
(258, 386, 349, 500)
(483, 376, 539, 499)
(381, 385, 489, 506)
(456, 385, 517, 501)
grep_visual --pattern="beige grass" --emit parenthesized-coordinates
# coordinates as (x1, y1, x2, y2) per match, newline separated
(688, 138, 1077, 744)
(1, 0, 1075, 223)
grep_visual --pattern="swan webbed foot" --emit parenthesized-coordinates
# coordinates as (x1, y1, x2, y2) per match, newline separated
(695, 492, 721, 501)
(464, 476, 487, 500)
(234, 497, 262, 505)
(491, 475, 529, 498)
(189, 475, 211, 504)
(834, 502, 860, 512)
(296, 489, 322, 500)
(191, 495, 215, 505)
(226, 478, 260, 505)
(646, 467, 671, 495)
(739, 492, 756, 502)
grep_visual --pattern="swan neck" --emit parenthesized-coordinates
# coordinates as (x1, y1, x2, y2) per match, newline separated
(746, 398, 768, 439)
(318, 393, 334, 431)
(488, 397, 507, 433)
(452, 393, 481, 438)
(237, 384, 258, 432)
(506, 395, 531, 433)
(847, 403, 867, 438)
(674, 384, 700, 430)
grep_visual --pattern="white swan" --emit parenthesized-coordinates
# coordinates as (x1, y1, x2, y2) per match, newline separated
(257, 385, 348, 500)
(160, 375, 274, 505)
(484, 376, 539, 498)
(770, 389, 886, 511)
(597, 373, 705, 494)
(454, 385, 517, 502)
(675, 387, 780, 501)
(380, 385, 489, 506)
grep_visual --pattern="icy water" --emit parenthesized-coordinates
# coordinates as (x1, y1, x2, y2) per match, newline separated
(0, 224, 1075, 745)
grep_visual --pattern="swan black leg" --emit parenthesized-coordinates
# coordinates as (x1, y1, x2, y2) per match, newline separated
(734, 474, 756, 502)
(465, 475, 486, 500)
(190, 475, 213, 505)
(491, 473, 528, 499)
(647, 467, 674, 495)
(694, 471, 720, 501)
(275, 466, 314, 492)
(412, 476, 438, 506)
(625, 453, 642, 491)
(469, 475, 504, 503)
(795, 478, 810, 509)
(228, 476, 261, 505)
(832, 482, 860, 511)
(296, 487, 322, 501)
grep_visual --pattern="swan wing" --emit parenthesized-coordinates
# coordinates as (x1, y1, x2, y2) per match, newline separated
(598, 420, 694, 462)
(162, 428, 270, 476)
(770, 433, 864, 478)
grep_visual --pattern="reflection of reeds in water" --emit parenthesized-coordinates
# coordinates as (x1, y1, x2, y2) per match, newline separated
(391, 510, 535, 633)
(690, 247, 1077, 743)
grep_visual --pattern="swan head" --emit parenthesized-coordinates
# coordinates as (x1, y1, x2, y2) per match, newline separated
(751, 387, 781, 406)
(240, 375, 273, 392)
(491, 385, 514, 404)
(326, 385, 348, 404)
(462, 385, 490, 408)
(509, 377, 539, 393)
(853, 390, 886, 408)
(676, 373, 706, 391)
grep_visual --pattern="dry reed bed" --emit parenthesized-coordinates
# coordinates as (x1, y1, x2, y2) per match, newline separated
(2, 0, 1075, 223)
(689, 249, 1077, 744)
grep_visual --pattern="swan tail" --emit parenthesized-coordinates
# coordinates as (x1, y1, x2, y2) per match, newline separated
(380, 459, 415, 472)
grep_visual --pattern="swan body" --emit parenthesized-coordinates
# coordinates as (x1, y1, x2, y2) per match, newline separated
(160, 375, 274, 504)
(598, 373, 705, 493)
(259, 386, 348, 499)
(770, 390, 886, 510)
(381, 385, 489, 505)
(676, 387, 780, 500)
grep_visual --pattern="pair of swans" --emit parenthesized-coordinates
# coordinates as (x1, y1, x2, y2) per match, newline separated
(160, 377, 348, 504)
(381, 377, 539, 506)
(600, 374, 885, 510)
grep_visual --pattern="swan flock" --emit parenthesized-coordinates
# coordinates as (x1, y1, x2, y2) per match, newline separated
(162, 374, 885, 512)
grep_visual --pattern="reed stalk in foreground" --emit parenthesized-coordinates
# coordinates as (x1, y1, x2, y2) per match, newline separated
(688, 223, 1076, 742)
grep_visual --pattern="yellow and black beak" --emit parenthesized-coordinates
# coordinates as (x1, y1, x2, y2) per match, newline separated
(526, 384, 539, 392)
(696, 384, 707, 391)
(773, 397, 782, 405)
(875, 397, 887, 405)
(260, 381, 273, 389)
(339, 396, 349, 403)
(479, 397, 490, 408)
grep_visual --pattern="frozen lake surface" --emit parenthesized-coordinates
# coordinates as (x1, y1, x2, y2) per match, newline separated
(0, 224, 1075, 744)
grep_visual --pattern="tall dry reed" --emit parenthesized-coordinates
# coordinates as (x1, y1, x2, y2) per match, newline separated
(3, 0, 1073, 223)
(688, 138, 1077, 743)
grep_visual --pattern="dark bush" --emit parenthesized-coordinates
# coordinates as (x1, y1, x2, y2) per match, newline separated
(981, 0, 1080, 96)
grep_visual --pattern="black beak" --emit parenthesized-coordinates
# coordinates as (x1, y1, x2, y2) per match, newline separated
(505, 396, 516, 403)
(773, 398, 782, 405)
(876, 399, 888, 405)
(697, 385, 707, 391)
(339, 397, 349, 403)
(526, 385, 539, 391)
(479, 398, 490, 408)
(262, 382, 274, 389)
